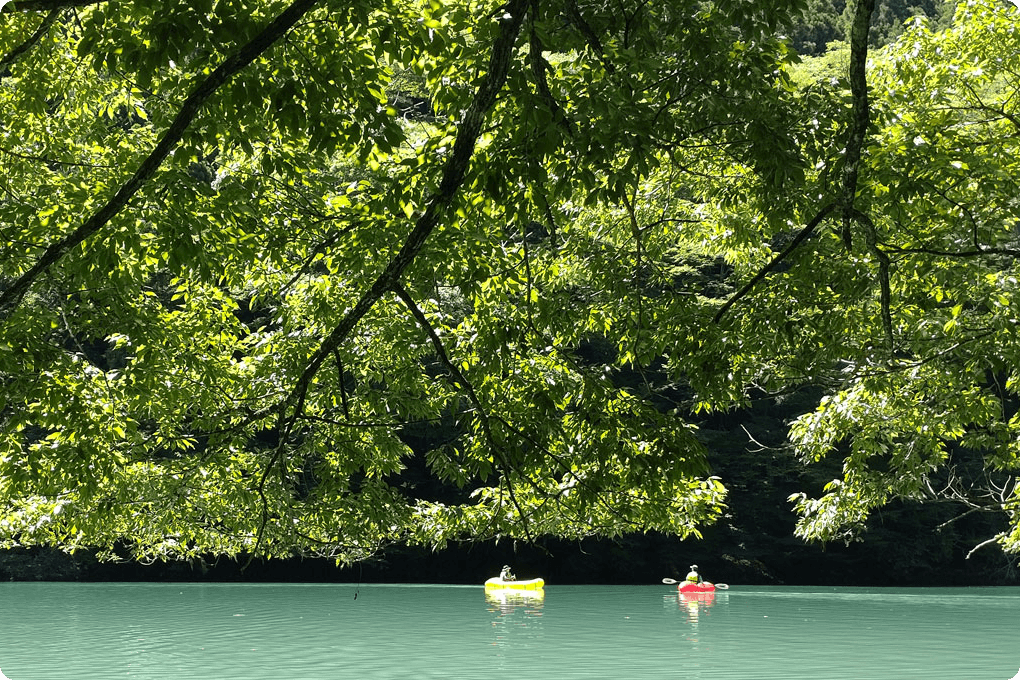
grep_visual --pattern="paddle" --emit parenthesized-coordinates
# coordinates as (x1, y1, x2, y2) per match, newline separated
(662, 577, 729, 590)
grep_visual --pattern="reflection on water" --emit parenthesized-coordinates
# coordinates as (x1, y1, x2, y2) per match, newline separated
(485, 590, 544, 662)
(485, 588, 545, 610)
(663, 587, 727, 668)
(680, 590, 716, 624)
(662, 589, 723, 625)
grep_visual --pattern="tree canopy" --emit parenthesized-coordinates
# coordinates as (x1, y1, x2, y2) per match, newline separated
(1, 0, 1019, 568)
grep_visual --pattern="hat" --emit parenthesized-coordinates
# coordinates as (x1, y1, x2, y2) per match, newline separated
(689, 564, 698, 570)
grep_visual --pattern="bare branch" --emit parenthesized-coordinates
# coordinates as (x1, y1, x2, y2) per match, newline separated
(740, 423, 783, 453)
(966, 535, 1004, 560)
(935, 505, 997, 532)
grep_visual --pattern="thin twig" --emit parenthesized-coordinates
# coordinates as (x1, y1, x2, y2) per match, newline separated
(0, 145, 116, 169)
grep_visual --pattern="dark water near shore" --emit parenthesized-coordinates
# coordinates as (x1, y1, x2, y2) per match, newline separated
(1, 583, 1017, 679)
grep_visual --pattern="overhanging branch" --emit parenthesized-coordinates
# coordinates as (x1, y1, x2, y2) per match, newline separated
(0, 0, 323, 316)
(713, 202, 836, 323)
(276, 0, 529, 424)
(392, 282, 537, 541)
(4, 0, 103, 10)
(712, 3, 877, 325)
(0, 8, 61, 73)
(242, 0, 530, 553)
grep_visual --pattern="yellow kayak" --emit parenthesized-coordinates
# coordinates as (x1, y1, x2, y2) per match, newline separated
(484, 577, 545, 591)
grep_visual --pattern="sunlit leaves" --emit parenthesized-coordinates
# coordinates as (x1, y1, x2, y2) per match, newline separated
(752, 0, 1020, 549)
(0, 0, 835, 563)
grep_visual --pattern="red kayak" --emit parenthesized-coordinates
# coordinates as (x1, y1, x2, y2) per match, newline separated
(678, 581, 716, 593)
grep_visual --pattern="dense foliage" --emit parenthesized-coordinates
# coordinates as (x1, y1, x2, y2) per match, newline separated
(1, 0, 1018, 570)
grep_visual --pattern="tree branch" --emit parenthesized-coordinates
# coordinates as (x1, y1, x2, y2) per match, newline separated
(0, 144, 115, 168)
(841, 0, 895, 349)
(240, 0, 531, 555)
(527, 0, 572, 136)
(713, 202, 836, 323)
(276, 0, 529, 423)
(565, 0, 615, 74)
(4, 0, 103, 11)
(0, 8, 61, 74)
(840, 0, 875, 250)
(885, 243, 1020, 259)
(851, 209, 894, 349)
(621, 190, 644, 331)
(0, 0, 323, 316)
(935, 505, 999, 532)
(246, 381, 305, 567)
(391, 281, 536, 542)
(966, 534, 1004, 560)
(332, 349, 350, 421)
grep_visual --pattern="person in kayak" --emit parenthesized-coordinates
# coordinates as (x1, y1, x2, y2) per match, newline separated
(686, 565, 704, 585)
(500, 565, 516, 581)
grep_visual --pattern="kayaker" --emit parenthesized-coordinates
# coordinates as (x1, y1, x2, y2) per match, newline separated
(500, 565, 516, 581)
(686, 564, 703, 585)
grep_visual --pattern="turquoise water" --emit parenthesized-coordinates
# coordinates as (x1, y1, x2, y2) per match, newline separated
(1, 583, 1018, 679)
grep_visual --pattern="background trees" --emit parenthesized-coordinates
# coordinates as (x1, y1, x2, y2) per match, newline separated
(2, 0, 1019, 577)
(787, 0, 956, 55)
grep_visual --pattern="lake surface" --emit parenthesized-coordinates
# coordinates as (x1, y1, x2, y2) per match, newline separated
(1, 583, 1018, 679)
